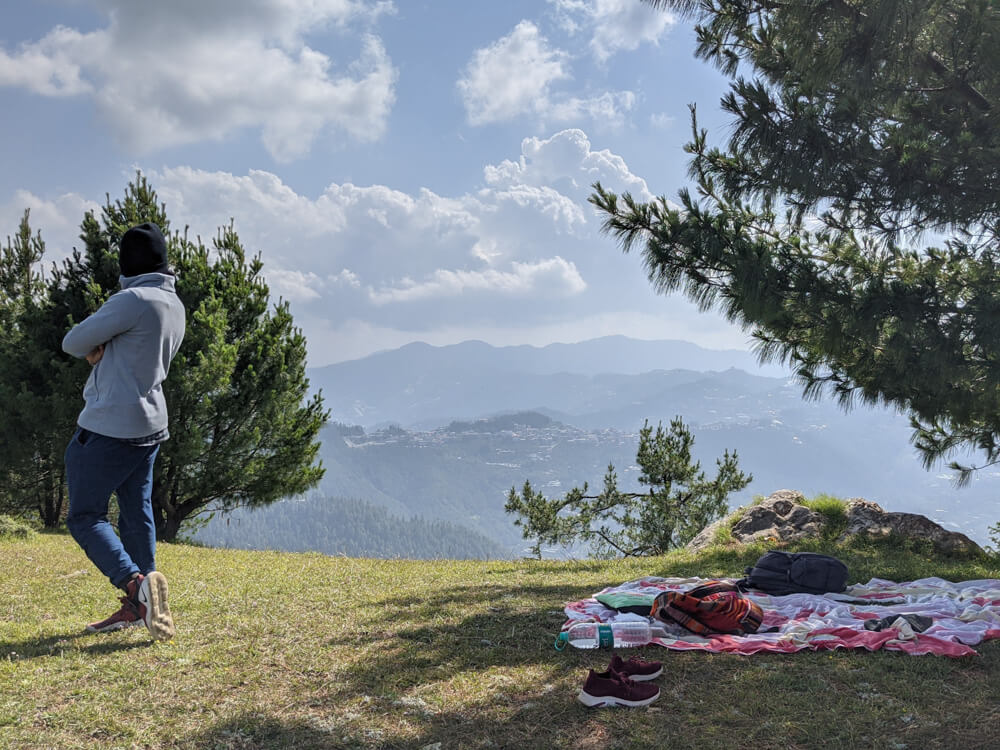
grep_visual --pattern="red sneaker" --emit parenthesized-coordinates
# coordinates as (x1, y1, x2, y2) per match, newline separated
(577, 669, 660, 708)
(85, 574, 145, 633)
(85, 596, 143, 633)
(609, 652, 663, 681)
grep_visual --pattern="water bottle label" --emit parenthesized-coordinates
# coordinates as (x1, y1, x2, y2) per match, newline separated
(598, 624, 613, 648)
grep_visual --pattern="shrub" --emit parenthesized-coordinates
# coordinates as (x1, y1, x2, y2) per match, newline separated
(801, 494, 849, 539)
(0, 514, 36, 540)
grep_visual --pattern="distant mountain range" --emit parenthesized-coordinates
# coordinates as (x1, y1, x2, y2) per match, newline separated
(198, 337, 998, 557)
(307, 336, 788, 429)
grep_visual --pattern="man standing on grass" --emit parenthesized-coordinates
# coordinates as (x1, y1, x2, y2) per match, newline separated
(62, 222, 185, 641)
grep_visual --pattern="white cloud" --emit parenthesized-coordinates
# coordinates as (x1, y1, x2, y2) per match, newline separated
(484, 129, 652, 202)
(332, 269, 361, 288)
(147, 126, 653, 272)
(457, 20, 636, 129)
(129, 127, 720, 364)
(152, 167, 351, 248)
(0, 1, 398, 161)
(548, 91, 636, 130)
(151, 169, 485, 275)
(0, 26, 93, 96)
(548, 0, 676, 62)
(649, 111, 675, 129)
(369, 257, 586, 304)
(266, 268, 324, 302)
(457, 21, 570, 126)
(0, 190, 101, 266)
(104, 0, 397, 42)
(485, 184, 587, 233)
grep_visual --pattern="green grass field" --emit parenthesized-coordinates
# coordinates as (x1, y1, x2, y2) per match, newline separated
(1, 530, 998, 749)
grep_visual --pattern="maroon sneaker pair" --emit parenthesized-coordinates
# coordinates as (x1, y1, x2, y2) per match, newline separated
(577, 653, 663, 708)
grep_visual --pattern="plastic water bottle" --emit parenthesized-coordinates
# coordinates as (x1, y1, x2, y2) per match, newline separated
(555, 621, 661, 650)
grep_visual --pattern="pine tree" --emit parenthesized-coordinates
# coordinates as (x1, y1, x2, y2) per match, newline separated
(0, 210, 73, 523)
(592, 1, 1000, 480)
(155, 220, 328, 540)
(505, 417, 750, 558)
(1, 175, 328, 539)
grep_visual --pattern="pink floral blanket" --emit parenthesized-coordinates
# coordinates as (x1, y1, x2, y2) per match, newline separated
(563, 576, 1000, 657)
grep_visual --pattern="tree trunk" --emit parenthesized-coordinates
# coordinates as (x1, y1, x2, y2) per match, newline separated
(152, 472, 184, 541)
(38, 455, 64, 528)
(158, 514, 182, 542)
(152, 483, 170, 540)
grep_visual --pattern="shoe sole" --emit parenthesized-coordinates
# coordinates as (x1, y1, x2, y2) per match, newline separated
(577, 689, 660, 708)
(622, 667, 663, 681)
(139, 571, 175, 641)
(85, 619, 144, 634)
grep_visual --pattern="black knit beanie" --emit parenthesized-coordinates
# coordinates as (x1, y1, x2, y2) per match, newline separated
(119, 222, 169, 277)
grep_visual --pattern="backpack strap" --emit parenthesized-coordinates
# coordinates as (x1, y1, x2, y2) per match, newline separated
(687, 580, 740, 598)
(651, 583, 764, 636)
(651, 591, 717, 636)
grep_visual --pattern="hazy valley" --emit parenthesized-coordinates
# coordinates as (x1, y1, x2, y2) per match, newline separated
(195, 337, 998, 556)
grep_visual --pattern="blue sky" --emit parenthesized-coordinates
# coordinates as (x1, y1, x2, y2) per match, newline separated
(1, 0, 752, 367)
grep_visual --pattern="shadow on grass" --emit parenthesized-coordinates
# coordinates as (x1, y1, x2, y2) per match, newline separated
(185, 713, 351, 749)
(324, 581, 592, 678)
(0, 630, 154, 660)
(308, 577, 683, 748)
(173, 547, 1000, 750)
(180, 640, 1000, 750)
(310, 549, 1000, 749)
(183, 703, 643, 750)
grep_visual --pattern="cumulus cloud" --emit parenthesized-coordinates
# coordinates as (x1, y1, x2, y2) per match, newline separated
(457, 21, 570, 125)
(147, 126, 649, 275)
(457, 20, 637, 129)
(484, 128, 652, 202)
(485, 184, 586, 233)
(332, 269, 361, 288)
(548, 91, 636, 130)
(0, 190, 100, 265)
(0, 0, 398, 161)
(0, 26, 93, 96)
(135, 128, 712, 363)
(267, 267, 363, 302)
(369, 257, 586, 304)
(548, 0, 676, 62)
(265, 268, 325, 302)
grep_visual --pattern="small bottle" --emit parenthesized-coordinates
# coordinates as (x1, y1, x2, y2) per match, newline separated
(555, 621, 662, 650)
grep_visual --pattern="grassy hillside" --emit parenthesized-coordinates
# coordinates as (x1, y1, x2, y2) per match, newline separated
(1, 530, 998, 749)
(191, 495, 508, 560)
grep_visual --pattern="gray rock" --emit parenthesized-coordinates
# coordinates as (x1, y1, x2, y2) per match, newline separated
(730, 490, 826, 545)
(685, 516, 731, 552)
(685, 490, 984, 556)
(839, 499, 982, 555)
(686, 489, 825, 551)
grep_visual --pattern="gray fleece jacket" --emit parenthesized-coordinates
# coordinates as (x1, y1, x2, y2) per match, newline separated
(62, 273, 186, 439)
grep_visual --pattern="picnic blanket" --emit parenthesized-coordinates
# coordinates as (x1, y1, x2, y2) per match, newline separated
(563, 576, 1000, 657)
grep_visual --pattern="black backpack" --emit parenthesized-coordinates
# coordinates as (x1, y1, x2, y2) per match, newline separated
(738, 550, 848, 596)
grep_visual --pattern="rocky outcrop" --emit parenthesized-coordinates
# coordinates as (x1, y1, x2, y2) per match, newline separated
(687, 489, 825, 552)
(730, 489, 826, 544)
(685, 517, 730, 552)
(686, 490, 984, 556)
(839, 498, 982, 555)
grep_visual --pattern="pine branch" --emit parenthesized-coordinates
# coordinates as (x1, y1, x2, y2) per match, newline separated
(923, 51, 991, 112)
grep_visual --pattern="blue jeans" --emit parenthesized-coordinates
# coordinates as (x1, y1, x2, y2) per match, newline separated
(65, 427, 160, 589)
